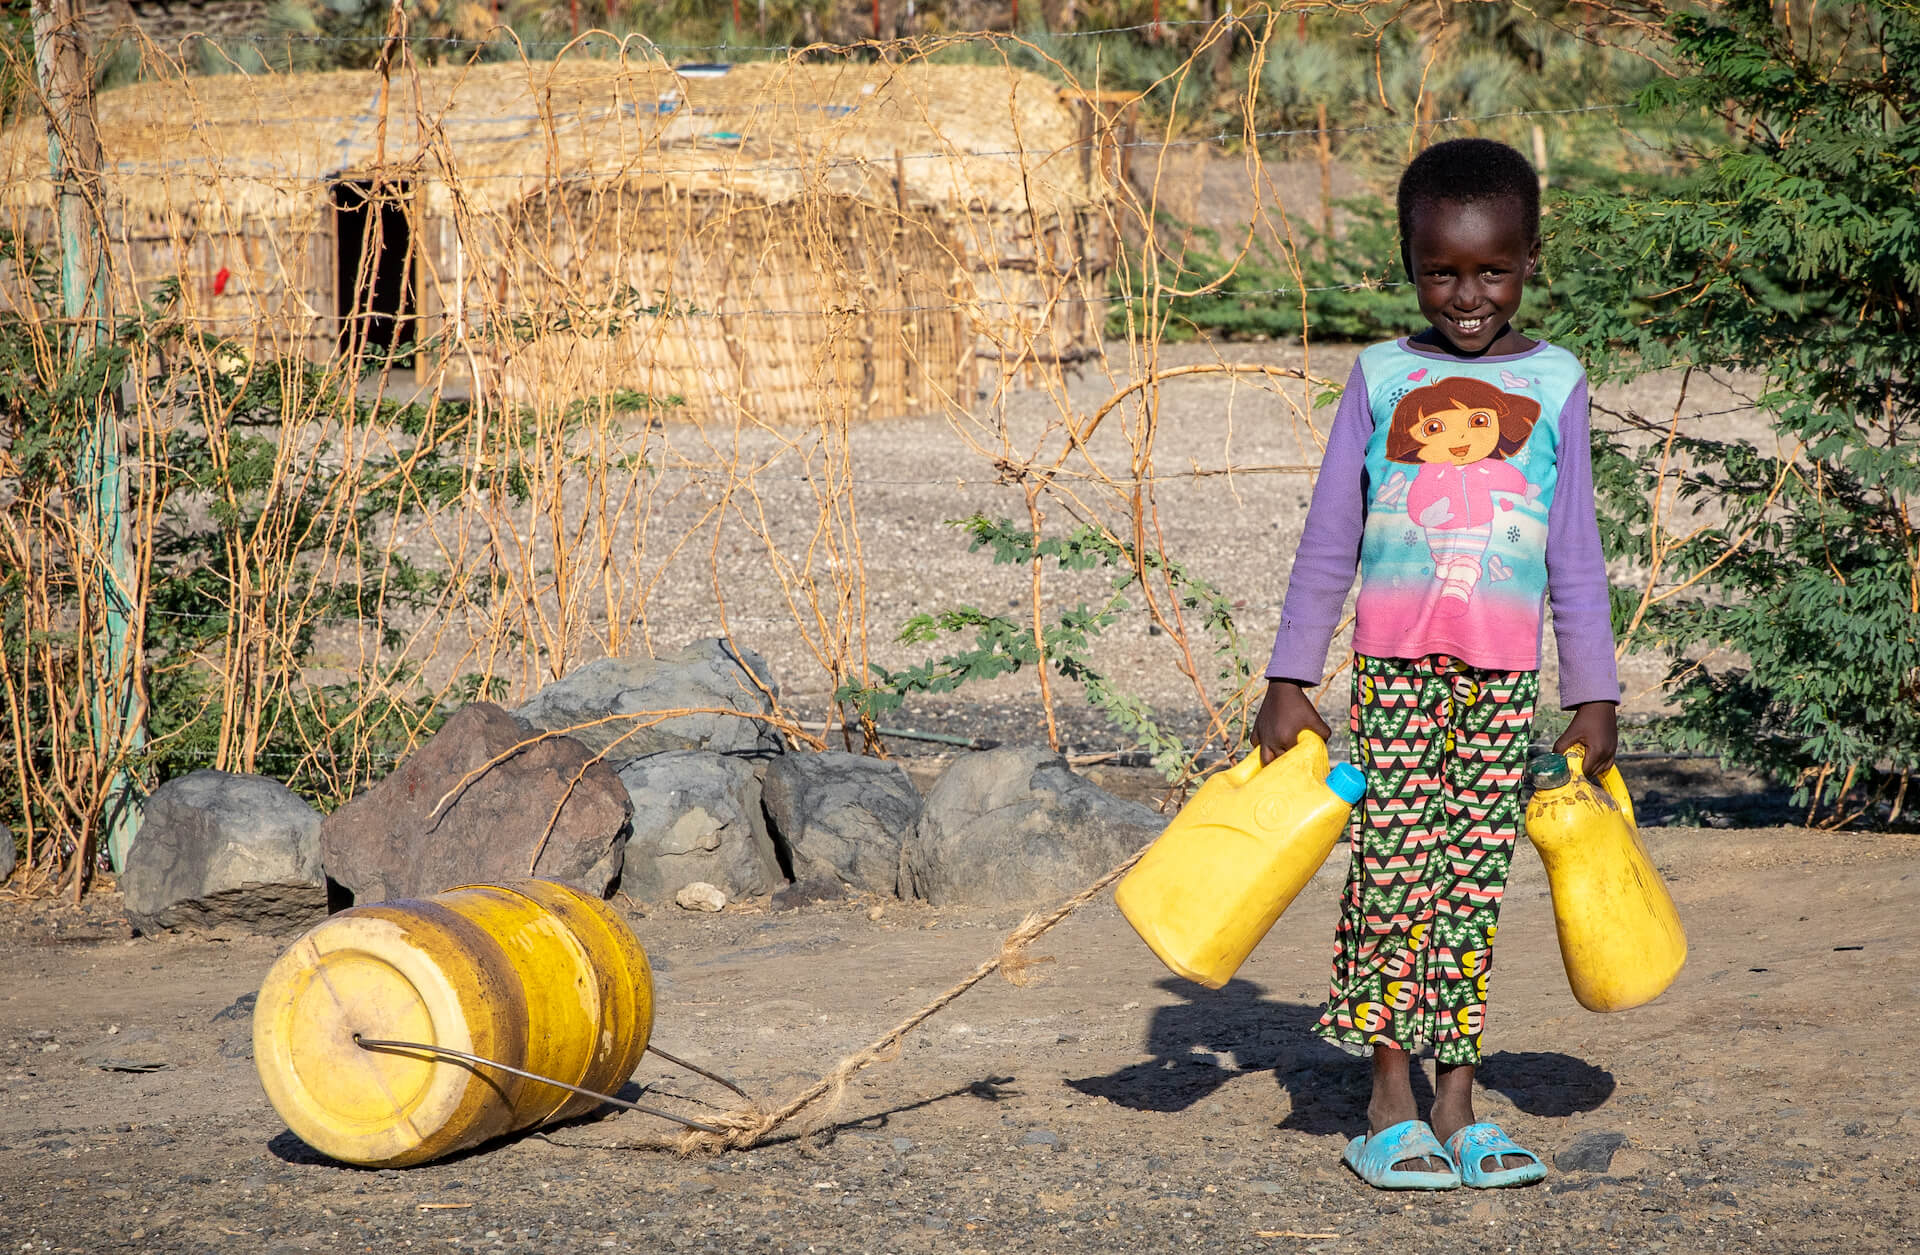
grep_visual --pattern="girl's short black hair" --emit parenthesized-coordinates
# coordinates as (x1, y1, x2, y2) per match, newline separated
(1397, 138, 1540, 243)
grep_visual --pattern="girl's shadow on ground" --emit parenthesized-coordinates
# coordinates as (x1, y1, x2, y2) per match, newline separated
(1066, 977, 1614, 1134)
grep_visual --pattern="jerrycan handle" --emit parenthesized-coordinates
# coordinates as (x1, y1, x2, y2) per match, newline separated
(1241, 730, 1363, 804)
(1234, 727, 1331, 785)
(1563, 745, 1638, 831)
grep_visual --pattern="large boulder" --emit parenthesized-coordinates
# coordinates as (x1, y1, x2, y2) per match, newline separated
(618, 751, 781, 903)
(514, 638, 782, 765)
(320, 702, 628, 906)
(120, 771, 325, 934)
(905, 746, 1165, 907)
(761, 752, 920, 897)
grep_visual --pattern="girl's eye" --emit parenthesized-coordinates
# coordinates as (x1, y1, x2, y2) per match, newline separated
(1470, 412, 1492, 428)
(1422, 420, 1445, 436)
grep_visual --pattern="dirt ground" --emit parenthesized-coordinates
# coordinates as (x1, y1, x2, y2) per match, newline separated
(5, 796, 1918, 1254)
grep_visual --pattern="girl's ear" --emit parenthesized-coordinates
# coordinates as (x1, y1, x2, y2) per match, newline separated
(1524, 238, 1541, 278)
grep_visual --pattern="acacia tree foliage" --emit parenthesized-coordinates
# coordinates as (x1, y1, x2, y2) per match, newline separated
(1545, 0, 1920, 824)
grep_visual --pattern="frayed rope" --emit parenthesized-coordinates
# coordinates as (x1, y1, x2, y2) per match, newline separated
(657, 841, 1152, 1154)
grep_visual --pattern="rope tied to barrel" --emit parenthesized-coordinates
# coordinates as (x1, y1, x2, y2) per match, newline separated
(669, 841, 1151, 1155)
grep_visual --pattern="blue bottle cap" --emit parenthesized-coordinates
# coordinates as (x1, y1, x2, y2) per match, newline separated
(1325, 763, 1367, 805)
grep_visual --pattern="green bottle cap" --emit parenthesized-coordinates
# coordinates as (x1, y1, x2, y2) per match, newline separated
(1527, 753, 1572, 789)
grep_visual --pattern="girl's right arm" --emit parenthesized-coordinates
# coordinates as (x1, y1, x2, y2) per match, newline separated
(1256, 360, 1373, 761)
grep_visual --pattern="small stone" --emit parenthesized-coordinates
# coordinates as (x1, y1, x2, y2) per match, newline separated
(1554, 1130, 1628, 1173)
(892, 1137, 913, 1153)
(1466, 1196, 1505, 1222)
(1020, 1128, 1062, 1152)
(675, 882, 727, 912)
(867, 904, 886, 922)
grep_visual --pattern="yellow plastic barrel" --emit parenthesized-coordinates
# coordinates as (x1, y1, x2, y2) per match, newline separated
(1524, 749, 1687, 1012)
(1116, 730, 1367, 989)
(252, 878, 653, 1167)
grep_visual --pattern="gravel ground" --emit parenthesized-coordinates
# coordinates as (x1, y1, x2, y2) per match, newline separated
(4, 818, 1917, 1254)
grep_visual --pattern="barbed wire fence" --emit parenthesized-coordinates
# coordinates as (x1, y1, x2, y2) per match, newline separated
(0, 3, 1718, 896)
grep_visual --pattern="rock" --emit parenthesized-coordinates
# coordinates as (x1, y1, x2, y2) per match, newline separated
(1554, 1130, 1629, 1173)
(320, 703, 628, 906)
(1020, 1128, 1063, 1152)
(0, 820, 12, 884)
(120, 771, 326, 934)
(904, 746, 1164, 906)
(674, 882, 727, 912)
(760, 751, 920, 896)
(618, 751, 782, 903)
(515, 639, 782, 765)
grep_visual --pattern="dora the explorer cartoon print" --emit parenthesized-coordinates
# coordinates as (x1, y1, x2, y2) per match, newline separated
(1345, 341, 1581, 674)
(1382, 377, 1542, 617)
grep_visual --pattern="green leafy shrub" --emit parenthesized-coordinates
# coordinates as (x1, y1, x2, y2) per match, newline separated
(1546, 0, 1920, 826)
(837, 514, 1250, 778)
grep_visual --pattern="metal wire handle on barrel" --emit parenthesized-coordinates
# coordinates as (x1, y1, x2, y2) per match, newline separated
(351, 1036, 758, 1135)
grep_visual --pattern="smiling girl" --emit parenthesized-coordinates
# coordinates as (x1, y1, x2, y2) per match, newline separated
(1255, 139, 1620, 1192)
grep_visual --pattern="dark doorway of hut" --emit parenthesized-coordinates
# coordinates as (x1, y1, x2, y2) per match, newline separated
(332, 178, 416, 369)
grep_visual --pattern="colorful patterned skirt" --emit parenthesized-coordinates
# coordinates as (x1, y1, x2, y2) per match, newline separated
(1314, 653, 1538, 1065)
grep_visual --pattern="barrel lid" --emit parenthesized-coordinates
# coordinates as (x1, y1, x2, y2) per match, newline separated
(1527, 753, 1572, 789)
(253, 912, 508, 1167)
(1325, 762, 1367, 804)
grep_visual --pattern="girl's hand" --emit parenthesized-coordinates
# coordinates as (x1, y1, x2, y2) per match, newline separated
(1553, 702, 1619, 779)
(1254, 680, 1334, 765)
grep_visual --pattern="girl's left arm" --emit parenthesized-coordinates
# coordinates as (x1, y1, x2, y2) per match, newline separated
(1544, 374, 1622, 775)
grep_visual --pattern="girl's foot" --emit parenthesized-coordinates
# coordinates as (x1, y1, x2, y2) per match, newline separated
(1342, 1121, 1461, 1190)
(1440, 1123, 1548, 1188)
(1368, 1047, 1450, 1176)
(1432, 1066, 1532, 1172)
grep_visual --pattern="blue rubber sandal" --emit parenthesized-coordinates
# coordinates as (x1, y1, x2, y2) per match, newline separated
(1341, 1120, 1462, 1190)
(1444, 1122, 1548, 1188)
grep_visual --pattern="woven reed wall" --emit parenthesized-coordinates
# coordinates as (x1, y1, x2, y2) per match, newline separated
(0, 57, 1116, 422)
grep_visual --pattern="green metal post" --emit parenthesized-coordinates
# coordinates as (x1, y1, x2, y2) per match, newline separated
(33, 0, 144, 873)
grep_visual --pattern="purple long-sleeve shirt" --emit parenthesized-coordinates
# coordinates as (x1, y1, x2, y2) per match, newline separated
(1265, 340, 1621, 709)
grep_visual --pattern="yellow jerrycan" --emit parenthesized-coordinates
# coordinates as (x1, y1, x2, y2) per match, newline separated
(1524, 748, 1687, 1012)
(253, 879, 653, 1167)
(1116, 729, 1366, 989)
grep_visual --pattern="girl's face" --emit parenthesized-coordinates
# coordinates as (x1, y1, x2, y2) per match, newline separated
(1406, 197, 1539, 357)
(1410, 403, 1501, 466)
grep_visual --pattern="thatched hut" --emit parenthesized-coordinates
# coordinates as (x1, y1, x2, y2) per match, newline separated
(0, 57, 1117, 422)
